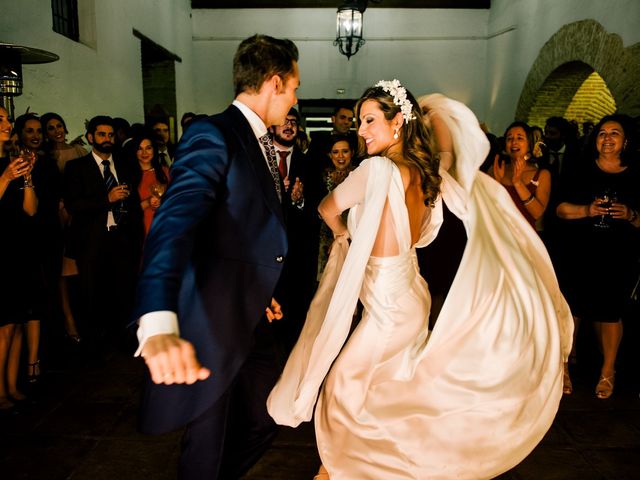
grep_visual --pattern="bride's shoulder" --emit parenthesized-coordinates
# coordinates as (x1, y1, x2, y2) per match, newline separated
(359, 156, 394, 168)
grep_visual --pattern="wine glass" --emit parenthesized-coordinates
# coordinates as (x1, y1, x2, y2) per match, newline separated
(10, 148, 35, 189)
(116, 182, 129, 216)
(594, 189, 616, 228)
(149, 183, 166, 203)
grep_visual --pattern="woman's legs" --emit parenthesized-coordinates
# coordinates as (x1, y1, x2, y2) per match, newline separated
(563, 316, 580, 395)
(7, 324, 24, 399)
(26, 319, 41, 381)
(594, 320, 622, 398)
(0, 324, 15, 408)
(60, 275, 81, 340)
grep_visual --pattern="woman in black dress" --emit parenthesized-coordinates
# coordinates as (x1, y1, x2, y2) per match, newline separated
(557, 114, 640, 399)
(0, 107, 39, 408)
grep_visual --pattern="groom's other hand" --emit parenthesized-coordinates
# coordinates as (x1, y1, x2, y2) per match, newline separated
(142, 334, 211, 385)
(265, 297, 284, 323)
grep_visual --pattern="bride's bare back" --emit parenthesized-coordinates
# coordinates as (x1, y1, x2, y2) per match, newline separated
(371, 163, 429, 257)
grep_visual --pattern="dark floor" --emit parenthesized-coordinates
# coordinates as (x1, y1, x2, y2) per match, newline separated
(1, 324, 639, 480)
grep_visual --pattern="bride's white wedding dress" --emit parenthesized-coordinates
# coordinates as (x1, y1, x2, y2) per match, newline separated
(267, 94, 573, 479)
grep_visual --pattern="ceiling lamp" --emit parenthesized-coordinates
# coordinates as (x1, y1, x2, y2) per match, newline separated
(334, 0, 368, 60)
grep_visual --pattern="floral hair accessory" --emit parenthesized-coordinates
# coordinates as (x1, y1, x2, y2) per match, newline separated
(375, 79, 417, 124)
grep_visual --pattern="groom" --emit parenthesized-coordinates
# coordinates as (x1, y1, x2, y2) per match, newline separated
(133, 34, 300, 479)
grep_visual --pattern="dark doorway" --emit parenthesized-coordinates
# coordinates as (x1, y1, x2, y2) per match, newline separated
(134, 29, 181, 144)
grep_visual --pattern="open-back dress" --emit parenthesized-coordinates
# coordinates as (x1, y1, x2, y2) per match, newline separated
(267, 94, 573, 480)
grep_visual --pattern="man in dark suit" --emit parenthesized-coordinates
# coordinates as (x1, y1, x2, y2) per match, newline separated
(63, 116, 143, 353)
(134, 34, 300, 479)
(269, 108, 318, 353)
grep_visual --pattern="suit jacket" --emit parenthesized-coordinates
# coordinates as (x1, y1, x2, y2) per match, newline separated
(63, 152, 143, 261)
(276, 148, 319, 335)
(134, 105, 288, 434)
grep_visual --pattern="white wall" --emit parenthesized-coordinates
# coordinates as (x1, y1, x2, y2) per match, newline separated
(192, 8, 490, 119)
(0, 0, 194, 140)
(1, 0, 638, 138)
(485, 0, 640, 132)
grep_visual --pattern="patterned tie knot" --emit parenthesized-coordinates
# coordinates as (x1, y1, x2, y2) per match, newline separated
(258, 134, 282, 202)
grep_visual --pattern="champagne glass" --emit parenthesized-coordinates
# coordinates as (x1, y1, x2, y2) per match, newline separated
(594, 189, 615, 228)
(117, 182, 129, 216)
(10, 148, 35, 189)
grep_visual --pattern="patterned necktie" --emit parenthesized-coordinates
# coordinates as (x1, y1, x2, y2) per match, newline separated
(258, 134, 282, 202)
(102, 160, 116, 192)
(277, 150, 289, 179)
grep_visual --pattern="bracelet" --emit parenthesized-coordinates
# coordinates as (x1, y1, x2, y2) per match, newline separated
(521, 193, 535, 206)
(629, 210, 638, 223)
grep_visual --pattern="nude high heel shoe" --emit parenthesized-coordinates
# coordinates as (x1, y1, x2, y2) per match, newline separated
(562, 362, 572, 395)
(313, 464, 330, 479)
(595, 372, 615, 399)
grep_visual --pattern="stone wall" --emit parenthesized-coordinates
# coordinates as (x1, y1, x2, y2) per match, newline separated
(517, 19, 640, 126)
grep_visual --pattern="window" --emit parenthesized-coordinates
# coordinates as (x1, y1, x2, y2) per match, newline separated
(52, 0, 79, 41)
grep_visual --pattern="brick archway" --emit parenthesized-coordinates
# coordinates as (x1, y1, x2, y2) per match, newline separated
(516, 19, 640, 123)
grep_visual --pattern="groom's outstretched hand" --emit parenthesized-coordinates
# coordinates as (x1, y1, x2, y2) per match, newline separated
(142, 334, 211, 385)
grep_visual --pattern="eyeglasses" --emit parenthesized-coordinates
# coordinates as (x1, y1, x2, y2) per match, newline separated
(283, 118, 298, 127)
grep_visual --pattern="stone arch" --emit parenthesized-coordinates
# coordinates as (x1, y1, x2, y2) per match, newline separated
(516, 19, 640, 124)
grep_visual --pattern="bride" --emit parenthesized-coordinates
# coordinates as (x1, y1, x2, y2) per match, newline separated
(267, 82, 573, 479)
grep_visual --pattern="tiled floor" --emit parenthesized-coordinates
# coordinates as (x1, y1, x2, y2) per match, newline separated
(1, 323, 639, 480)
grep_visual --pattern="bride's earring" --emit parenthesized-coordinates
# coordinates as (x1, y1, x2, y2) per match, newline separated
(393, 128, 399, 140)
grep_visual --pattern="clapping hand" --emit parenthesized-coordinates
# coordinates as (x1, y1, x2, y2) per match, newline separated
(493, 154, 506, 182)
(511, 155, 526, 185)
(291, 177, 304, 204)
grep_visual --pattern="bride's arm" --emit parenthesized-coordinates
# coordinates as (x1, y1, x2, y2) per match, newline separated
(424, 109, 454, 172)
(318, 161, 370, 237)
(318, 194, 348, 238)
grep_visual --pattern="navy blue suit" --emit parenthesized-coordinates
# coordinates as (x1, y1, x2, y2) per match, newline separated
(134, 105, 288, 478)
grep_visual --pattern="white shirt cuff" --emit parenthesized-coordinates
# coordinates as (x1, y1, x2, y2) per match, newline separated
(134, 311, 180, 357)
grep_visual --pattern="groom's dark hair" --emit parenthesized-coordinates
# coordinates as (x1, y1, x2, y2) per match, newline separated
(233, 34, 299, 96)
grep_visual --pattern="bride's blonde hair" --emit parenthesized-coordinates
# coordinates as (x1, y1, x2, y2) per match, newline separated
(355, 86, 441, 206)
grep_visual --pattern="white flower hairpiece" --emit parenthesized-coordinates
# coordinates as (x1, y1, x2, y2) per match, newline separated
(375, 79, 417, 124)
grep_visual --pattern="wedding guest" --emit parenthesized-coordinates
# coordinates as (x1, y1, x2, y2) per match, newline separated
(13, 113, 55, 382)
(41, 112, 87, 343)
(42, 112, 87, 172)
(316, 134, 355, 278)
(128, 131, 170, 237)
(150, 118, 174, 167)
(63, 116, 143, 358)
(556, 114, 640, 398)
(0, 106, 39, 404)
(492, 121, 551, 231)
